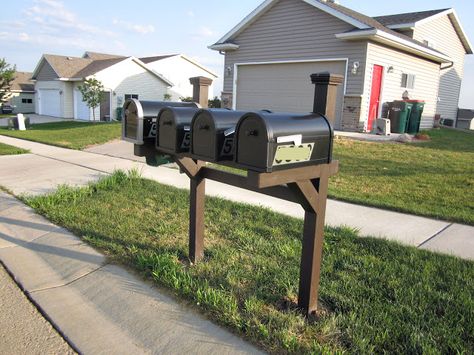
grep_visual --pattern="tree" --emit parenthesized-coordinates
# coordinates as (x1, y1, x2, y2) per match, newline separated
(78, 78, 104, 122)
(0, 58, 16, 103)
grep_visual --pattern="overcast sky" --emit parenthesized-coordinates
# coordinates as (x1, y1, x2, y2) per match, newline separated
(1, 0, 472, 107)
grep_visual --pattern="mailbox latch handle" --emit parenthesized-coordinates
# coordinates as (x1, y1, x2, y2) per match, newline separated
(246, 130, 258, 137)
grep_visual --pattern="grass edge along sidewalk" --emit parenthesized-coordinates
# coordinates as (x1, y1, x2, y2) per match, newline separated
(0, 142, 29, 155)
(24, 171, 474, 354)
(2, 123, 472, 224)
(0, 121, 121, 150)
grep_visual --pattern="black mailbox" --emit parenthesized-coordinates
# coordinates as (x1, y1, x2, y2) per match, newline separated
(157, 106, 201, 154)
(235, 112, 333, 172)
(122, 99, 198, 146)
(191, 109, 246, 162)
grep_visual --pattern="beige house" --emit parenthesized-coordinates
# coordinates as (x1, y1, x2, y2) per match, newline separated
(210, 0, 472, 132)
(140, 54, 218, 101)
(31, 52, 173, 121)
(3, 72, 35, 113)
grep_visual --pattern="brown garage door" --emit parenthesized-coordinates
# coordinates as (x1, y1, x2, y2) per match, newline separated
(235, 61, 346, 129)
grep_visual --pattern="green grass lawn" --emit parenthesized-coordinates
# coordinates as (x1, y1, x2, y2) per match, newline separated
(2, 120, 472, 223)
(0, 142, 29, 155)
(331, 128, 474, 225)
(25, 171, 474, 354)
(0, 121, 121, 149)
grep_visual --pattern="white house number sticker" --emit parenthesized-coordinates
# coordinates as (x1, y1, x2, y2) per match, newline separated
(147, 122, 157, 138)
(273, 143, 314, 166)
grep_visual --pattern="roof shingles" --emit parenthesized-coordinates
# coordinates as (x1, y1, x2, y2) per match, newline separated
(41, 53, 128, 79)
(10, 72, 34, 92)
(373, 9, 450, 26)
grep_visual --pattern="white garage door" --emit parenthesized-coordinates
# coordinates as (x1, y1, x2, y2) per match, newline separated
(236, 61, 346, 129)
(74, 90, 91, 120)
(39, 89, 60, 117)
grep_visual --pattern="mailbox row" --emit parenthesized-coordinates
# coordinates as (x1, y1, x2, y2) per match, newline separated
(122, 99, 334, 173)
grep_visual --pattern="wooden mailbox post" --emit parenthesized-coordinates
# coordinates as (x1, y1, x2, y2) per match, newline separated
(175, 157, 338, 316)
(125, 72, 342, 316)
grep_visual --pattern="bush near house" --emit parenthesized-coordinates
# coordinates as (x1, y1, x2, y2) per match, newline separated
(26, 171, 474, 354)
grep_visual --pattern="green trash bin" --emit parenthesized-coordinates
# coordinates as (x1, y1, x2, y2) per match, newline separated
(116, 107, 123, 121)
(405, 100, 425, 134)
(388, 101, 413, 133)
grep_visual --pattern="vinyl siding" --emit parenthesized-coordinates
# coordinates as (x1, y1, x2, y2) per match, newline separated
(223, 0, 366, 96)
(10, 93, 35, 113)
(94, 58, 169, 120)
(35, 61, 58, 81)
(364, 42, 440, 130)
(412, 15, 466, 120)
(146, 56, 217, 101)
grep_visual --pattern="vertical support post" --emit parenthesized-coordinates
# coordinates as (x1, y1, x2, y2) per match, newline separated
(297, 166, 330, 315)
(311, 72, 344, 126)
(189, 76, 213, 108)
(189, 176, 205, 263)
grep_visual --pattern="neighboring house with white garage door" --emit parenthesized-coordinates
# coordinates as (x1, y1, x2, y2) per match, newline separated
(31, 52, 173, 121)
(140, 54, 218, 101)
(210, 0, 471, 132)
(2, 72, 35, 114)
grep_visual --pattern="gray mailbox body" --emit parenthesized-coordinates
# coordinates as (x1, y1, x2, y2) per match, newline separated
(157, 107, 201, 154)
(191, 109, 247, 162)
(235, 111, 333, 173)
(122, 99, 198, 147)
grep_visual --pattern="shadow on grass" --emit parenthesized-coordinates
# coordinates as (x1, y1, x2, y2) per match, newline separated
(24, 173, 474, 353)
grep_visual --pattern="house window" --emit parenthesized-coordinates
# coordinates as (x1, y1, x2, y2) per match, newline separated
(401, 74, 416, 89)
(124, 94, 139, 100)
(22, 98, 33, 104)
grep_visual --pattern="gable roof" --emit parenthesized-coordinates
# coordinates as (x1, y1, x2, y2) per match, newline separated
(139, 54, 178, 64)
(375, 9, 472, 54)
(31, 52, 174, 86)
(10, 72, 34, 92)
(373, 9, 450, 27)
(209, 0, 470, 61)
(140, 54, 218, 78)
(83, 51, 126, 60)
(37, 54, 128, 79)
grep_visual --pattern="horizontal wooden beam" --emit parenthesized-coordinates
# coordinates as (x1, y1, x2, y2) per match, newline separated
(199, 167, 299, 204)
(247, 160, 339, 189)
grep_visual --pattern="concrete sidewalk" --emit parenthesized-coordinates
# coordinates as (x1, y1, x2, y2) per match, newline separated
(0, 192, 261, 354)
(0, 264, 74, 354)
(0, 135, 472, 260)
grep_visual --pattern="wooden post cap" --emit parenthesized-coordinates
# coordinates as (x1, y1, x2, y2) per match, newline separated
(310, 72, 344, 86)
(189, 76, 213, 86)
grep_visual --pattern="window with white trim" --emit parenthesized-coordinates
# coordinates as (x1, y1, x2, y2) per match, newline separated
(401, 73, 416, 90)
(124, 94, 139, 100)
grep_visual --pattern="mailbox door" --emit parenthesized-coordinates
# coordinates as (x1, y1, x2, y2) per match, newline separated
(157, 108, 178, 153)
(123, 99, 142, 143)
(192, 113, 217, 160)
(157, 107, 199, 154)
(236, 116, 269, 170)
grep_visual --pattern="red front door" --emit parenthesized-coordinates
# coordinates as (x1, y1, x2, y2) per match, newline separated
(368, 65, 383, 132)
